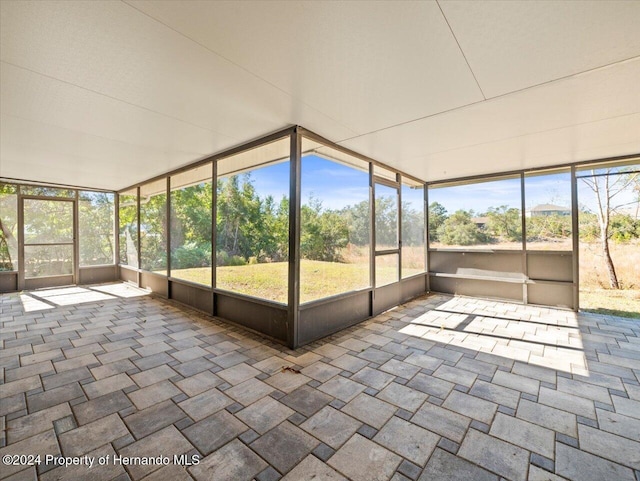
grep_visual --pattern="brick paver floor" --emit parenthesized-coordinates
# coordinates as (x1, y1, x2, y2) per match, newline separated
(1, 283, 639, 481)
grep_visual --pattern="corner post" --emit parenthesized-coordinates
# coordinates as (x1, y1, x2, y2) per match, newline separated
(287, 129, 302, 348)
(571, 165, 580, 311)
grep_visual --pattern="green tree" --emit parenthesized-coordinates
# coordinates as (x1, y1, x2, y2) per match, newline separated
(170, 181, 213, 269)
(301, 197, 349, 262)
(21, 198, 75, 276)
(375, 196, 398, 248)
(578, 210, 599, 241)
(0, 183, 18, 271)
(401, 201, 424, 246)
(79, 192, 115, 266)
(340, 200, 369, 246)
(140, 193, 167, 270)
(428, 202, 447, 243)
(486, 205, 521, 242)
(119, 193, 138, 266)
(172, 183, 212, 246)
(610, 213, 640, 242)
(437, 210, 487, 246)
(527, 213, 571, 241)
(217, 174, 263, 260)
(216, 174, 289, 264)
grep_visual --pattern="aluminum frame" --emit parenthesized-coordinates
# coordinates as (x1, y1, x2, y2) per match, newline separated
(373, 177, 402, 288)
(20, 195, 77, 290)
(3, 186, 119, 291)
(112, 126, 431, 348)
(424, 163, 603, 311)
(5, 126, 632, 347)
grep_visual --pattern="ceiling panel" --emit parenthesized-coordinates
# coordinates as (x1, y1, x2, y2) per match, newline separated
(126, 0, 484, 134)
(417, 114, 640, 182)
(0, 62, 232, 156)
(0, 1, 356, 168)
(340, 59, 640, 180)
(439, 0, 640, 98)
(0, 115, 199, 189)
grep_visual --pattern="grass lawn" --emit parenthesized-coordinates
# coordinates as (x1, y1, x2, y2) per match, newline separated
(171, 260, 400, 304)
(170, 246, 639, 318)
(580, 288, 640, 319)
(579, 241, 639, 318)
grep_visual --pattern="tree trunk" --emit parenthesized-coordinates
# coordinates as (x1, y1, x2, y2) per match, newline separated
(600, 231, 620, 289)
(0, 218, 15, 270)
(590, 169, 621, 289)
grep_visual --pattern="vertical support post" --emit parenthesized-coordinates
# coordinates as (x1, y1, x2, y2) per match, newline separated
(114, 192, 120, 276)
(369, 163, 375, 312)
(571, 165, 580, 311)
(166, 177, 171, 297)
(17, 185, 24, 291)
(521, 172, 528, 305)
(212, 161, 218, 315)
(74, 190, 80, 285)
(136, 186, 141, 288)
(424, 182, 430, 292)
(287, 129, 302, 349)
(397, 174, 402, 283)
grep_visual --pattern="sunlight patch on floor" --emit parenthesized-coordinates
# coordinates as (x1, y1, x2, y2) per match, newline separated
(19, 293, 52, 312)
(31, 287, 116, 306)
(399, 295, 587, 374)
(90, 283, 150, 298)
(18, 283, 150, 311)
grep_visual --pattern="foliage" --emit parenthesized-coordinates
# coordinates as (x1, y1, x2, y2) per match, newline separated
(216, 251, 248, 266)
(609, 214, 640, 242)
(0, 186, 115, 271)
(401, 200, 424, 246)
(216, 175, 288, 263)
(527, 213, 571, 241)
(374, 196, 398, 248)
(119, 193, 138, 266)
(486, 205, 522, 242)
(579, 167, 640, 289)
(428, 202, 447, 242)
(301, 197, 349, 262)
(340, 200, 369, 246)
(140, 193, 167, 271)
(171, 183, 212, 246)
(172, 242, 212, 269)
(0, 183, 18, 270)
(79, 192, 115, 266)
(437, 210, 488, 246)
(578, 211, 599, 241)
(18, 197, 75, 277)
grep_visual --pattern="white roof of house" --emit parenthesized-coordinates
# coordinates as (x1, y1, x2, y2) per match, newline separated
(529, 204, 571, 212)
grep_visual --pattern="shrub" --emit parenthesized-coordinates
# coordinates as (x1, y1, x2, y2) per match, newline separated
(171, 242, 211, 269)
(437, 210, 488, 246)
(216, 250, 247, 266)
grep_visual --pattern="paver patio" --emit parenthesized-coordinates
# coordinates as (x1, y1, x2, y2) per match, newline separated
(1, 283, 639, 481)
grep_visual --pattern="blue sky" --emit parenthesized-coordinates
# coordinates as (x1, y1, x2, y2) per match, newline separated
(301, 155, 369, 209)
(246, 160, 638, 215)
(250, 155, 427, 211)
(429, 174, 573, 214)
(249, 155, 370, 210)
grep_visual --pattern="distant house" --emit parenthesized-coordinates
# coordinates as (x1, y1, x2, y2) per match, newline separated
(471, 216, 489, 228)
(526, 204, 570, 217)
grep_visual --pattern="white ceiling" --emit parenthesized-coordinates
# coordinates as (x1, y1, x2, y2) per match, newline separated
(1, 0, 639, 190)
